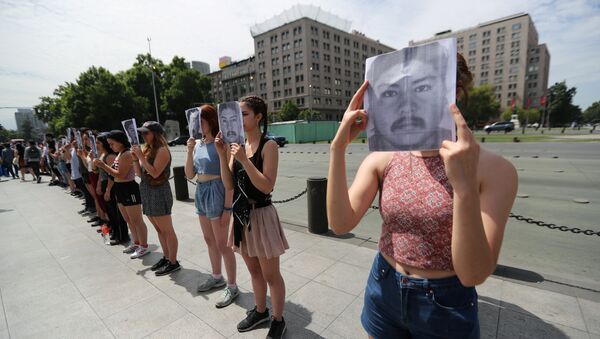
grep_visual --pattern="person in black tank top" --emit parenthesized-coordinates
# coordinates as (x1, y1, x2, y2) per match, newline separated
(215, 96, 289, 338)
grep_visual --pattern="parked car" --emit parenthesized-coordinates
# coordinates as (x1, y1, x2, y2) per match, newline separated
(483, 121, 514, 134)
(168, 135, 189, 146)
(266, 132, 288, 147)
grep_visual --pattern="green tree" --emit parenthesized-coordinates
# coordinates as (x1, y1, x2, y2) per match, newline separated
(500, 106, 540, 126)
(583, 101, 600, 123)
(547, 81, 582, 126)
(21, 118, 34, 140)
(119, 53, 166, 122)
(0, 124, 20, 142)
(298, 108, 321, 122)
(279, 101, 300, 121)
(160, 56, 211, 131)
(458, 85, 501, 128)
(59, 66, 147, 131)
(268, 112, 281, 123)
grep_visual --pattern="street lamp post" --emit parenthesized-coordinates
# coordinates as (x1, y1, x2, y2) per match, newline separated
(147, 37, 160, 123)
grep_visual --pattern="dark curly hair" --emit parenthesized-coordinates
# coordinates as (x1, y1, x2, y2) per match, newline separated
(240, 95, 268, 137)
(457, 53, 474, 105)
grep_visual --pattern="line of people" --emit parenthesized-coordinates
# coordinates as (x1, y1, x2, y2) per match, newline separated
(31, 96, 287, 339)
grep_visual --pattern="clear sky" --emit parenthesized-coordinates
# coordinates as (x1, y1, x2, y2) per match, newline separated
(1, 0, 598, 129)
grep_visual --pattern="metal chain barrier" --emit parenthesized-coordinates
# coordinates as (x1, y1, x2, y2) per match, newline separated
(369, 206, 599, 237)
(508, 213, 600, 237)
(168, 173, 599, 237)
(272, 189, 307, 204)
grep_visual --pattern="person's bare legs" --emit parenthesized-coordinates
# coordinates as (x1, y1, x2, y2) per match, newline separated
(152, 215, 178, 263)
(241, 253, 268, 313)
(199, 216, 222, 276)
(147, 216, 168, 258)
(125, 204, 147, 245)
(258, 256, 286, 320)
(118, 203, 138, 243)
(211, 217, 236, 285)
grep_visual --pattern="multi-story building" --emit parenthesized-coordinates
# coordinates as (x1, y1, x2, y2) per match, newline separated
(410, 13, 550, 110)
(188, 61, 210, 75)
(14, 108, 46, 137)
(250, 4, 394, 120)
(209, 56, 256, 103)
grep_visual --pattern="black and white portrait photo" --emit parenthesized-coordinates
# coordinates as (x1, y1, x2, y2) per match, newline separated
(121, 118, 139, 145)
(75, 130, 83, 149)
(89, 132, 98, 157)
(185, 107, 202, 140)
(218, 101, 244, 145)
(365, 38, 457, 151)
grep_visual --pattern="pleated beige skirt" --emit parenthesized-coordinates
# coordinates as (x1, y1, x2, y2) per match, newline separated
(228, 204, 289, 259)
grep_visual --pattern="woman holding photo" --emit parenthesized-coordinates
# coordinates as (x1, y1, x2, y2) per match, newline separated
(215, 96, 288, 338)
(94, 130, 149, 259)
(184, 105, 238, 308)
(95, 133, 129, 245)
(327, 56, 517, 338)
(132, 121, 180, 275)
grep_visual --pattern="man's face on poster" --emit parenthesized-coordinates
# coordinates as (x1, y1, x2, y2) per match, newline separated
(372, 59, 446, 146)
(220, 108, 241, 143)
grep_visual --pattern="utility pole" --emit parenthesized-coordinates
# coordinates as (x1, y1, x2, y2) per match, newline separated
(147, 37, 160, 123)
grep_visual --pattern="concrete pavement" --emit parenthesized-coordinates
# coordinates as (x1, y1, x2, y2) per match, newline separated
(0, 174, 599, 338)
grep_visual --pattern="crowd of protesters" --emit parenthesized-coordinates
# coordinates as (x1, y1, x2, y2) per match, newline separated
(1, 96, 288, 339)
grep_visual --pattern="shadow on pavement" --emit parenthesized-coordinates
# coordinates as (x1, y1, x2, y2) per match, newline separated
(493, 264, 544, 283)
(479, 296, 570, 338)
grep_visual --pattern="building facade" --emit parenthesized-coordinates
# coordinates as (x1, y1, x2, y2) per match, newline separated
(14, 108, 46, 137)
(209, 56, 256, 103)
(251, 5, 394, 120)
(410, 13, 550, 110)
(189, 61, 210, 75)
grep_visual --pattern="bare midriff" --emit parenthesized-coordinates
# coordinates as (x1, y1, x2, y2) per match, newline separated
(380, 252, 456, 279)
(196, 173, 220, 183)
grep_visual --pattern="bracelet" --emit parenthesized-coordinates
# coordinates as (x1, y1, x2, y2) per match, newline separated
(223, 206, 233, 212)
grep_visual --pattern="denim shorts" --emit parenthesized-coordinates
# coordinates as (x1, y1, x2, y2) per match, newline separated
(194, 178, 225, 219)
(361, 252, 480, 339)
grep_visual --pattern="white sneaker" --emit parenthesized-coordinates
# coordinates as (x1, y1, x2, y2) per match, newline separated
(123, 243, 138, 254)
(130, 246, 150, 259)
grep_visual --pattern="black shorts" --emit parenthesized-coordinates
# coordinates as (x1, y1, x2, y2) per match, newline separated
(113, 181, 142, 206)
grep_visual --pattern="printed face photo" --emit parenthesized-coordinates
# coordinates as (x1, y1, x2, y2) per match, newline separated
(185, 107, 202, 140)
(218, 102, 244, 145)
(121, 118, 139, 145)
(365, 38, 456, 151)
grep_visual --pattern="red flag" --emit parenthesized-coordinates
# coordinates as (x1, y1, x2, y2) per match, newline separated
(525, 98, 531, 108)
(541, 96, 546, 106)
(511, 98, 516, 109)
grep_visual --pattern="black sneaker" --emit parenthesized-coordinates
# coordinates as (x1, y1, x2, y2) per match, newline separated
(87, 216, 100, 223)
(237, 306, 270, 332)
(155, 261, 181, 276)
(77, 209, 87, 214)
(266, 317, 286, 339)
(36, 176, 41, 183)
(151, 257, 169, 271)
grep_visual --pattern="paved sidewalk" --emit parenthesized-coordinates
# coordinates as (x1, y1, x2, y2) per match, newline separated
(0, 178, 598, 338)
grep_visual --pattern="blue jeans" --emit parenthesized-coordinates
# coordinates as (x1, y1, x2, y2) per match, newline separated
(361, 252, 479, 339)
(194, 178, 225, 219)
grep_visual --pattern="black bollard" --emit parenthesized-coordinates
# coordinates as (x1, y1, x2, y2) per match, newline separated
(173, 166, 189, 201)
(307, 177, 328, 234)
(481, 137, 485, 143)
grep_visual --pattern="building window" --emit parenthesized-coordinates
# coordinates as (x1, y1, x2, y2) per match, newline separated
(512, 32, 521, 40)
(469, 33, 477, 41)
(469, 42, 476, 49)
(497, 27, 506, 34)
(512, 23, 521, 30)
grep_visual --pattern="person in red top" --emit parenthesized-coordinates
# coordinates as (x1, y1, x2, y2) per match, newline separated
(327, 54, 517, 338)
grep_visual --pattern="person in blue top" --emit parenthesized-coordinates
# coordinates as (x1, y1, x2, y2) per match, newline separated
(184, 104, 238, 308)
